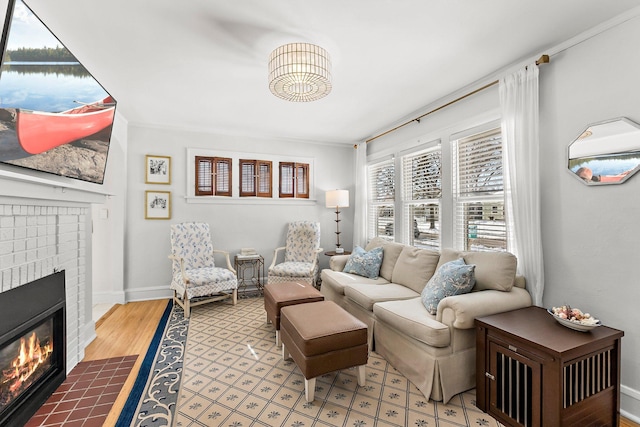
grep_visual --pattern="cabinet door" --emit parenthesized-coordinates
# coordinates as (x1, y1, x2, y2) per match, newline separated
(488, 341, 542, 427)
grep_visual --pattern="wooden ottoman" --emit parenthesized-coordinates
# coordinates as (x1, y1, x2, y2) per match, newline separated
(264, 281, 324, 345)
(281, 300, 368, 402)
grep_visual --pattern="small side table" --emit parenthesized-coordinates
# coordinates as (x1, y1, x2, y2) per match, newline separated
(234, 255, 264, 296)
(324, 250, 351, 256)
(476, 306, 624, 427)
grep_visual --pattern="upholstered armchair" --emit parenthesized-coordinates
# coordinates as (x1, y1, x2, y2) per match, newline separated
(169, 222, 237, 317)
(268, 221, 322, 287)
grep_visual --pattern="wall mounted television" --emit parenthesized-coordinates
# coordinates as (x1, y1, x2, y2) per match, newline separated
(0, 0, 116, 185)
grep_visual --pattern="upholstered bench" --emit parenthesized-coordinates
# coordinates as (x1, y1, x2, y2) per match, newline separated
(264, 281, 324, 345)
(280, 300, 368, 402)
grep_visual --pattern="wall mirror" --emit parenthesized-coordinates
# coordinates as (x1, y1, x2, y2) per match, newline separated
(568, 117, 640, 185)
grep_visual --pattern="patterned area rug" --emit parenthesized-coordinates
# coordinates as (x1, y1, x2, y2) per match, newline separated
(173, 297, 504, 427)
(116, 300, 189, 427)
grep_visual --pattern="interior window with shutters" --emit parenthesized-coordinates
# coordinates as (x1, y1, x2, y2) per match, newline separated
(367, 158, 395, 241)
(279, 162, 309, 198)
(453, 128, 506, 251)
(195, 156, 232, 196)
(402, 145, 441, 249)
(240, 159, 272, 197)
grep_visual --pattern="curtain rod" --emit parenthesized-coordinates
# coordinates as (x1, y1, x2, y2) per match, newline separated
(363, 54, 550, 145)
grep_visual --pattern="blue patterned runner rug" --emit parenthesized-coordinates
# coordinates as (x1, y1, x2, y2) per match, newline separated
(115, 300, 189, 427)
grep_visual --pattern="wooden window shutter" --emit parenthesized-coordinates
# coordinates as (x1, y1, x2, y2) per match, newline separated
(240, 159, 256, 197)
(296, 163, 309, 198)
(195, 156, 232, 197)
(257, 160, 272, 198)
(195, 156, 214, 196)
(279, 162, 294, 198)
(240, 160, 272, 197)
(214, 157, 232, 196)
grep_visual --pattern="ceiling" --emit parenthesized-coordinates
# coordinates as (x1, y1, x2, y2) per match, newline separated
(24, 0, 640, 145)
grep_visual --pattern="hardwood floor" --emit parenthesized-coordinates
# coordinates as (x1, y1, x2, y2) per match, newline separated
(85, 299, 639, 427)
(83, 299, 169, 426)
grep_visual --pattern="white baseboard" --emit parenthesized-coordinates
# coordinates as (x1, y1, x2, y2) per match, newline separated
(93, 290, 126, 305)
(125, 285, 172, 302)
(622, 384, 640, 423)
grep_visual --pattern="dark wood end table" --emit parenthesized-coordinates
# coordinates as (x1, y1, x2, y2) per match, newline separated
(475, 306, 623, 427)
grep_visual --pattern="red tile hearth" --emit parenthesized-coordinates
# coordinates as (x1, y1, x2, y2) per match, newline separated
(25, 355, 136, 427)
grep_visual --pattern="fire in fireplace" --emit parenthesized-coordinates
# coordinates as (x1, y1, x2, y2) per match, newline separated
(1, 319, 54, 408)
(0, 271, 65, 427)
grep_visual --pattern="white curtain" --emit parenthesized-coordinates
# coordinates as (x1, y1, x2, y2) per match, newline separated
(353, 142, 368, 248)
(499, 64, 545, 306)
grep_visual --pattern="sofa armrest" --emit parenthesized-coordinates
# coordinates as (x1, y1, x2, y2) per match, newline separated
(436, 287, 532, 329)
(329, 254, 350, 271)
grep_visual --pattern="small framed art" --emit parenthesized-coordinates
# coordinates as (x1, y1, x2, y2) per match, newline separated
(145, 191, 171, 219)
(145, 155, 171, 184)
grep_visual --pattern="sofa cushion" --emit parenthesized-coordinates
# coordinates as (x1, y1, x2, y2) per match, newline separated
(321, 269, 389, 296)
(365, 237, 404, 282)
(344, 283, 420, 311)
(420, 259, 476, 315)
(343, 246, 384, 279)
(373, 298, 451, 348)
(438, 248, 517, 292)
(391, 246, 441, 293)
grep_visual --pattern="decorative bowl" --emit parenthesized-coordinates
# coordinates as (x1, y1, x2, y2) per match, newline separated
(547, 309, 601, 332)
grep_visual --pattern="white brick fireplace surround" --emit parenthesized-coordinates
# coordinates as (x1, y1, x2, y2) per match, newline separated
(0, 199, 91, 371)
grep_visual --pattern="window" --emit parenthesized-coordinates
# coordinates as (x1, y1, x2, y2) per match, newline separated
(367, 158, 395, 240)
(195, 156, 232, 196)
(453, 128, 506, 251)
(239, 159, 272, 197)
(402, 145, 441, 249)
(189, 149, 314, 202)
(279, 162, 309, 198)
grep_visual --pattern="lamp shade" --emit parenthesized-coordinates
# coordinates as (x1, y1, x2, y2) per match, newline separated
(326, 190, 349, 208)
(268, 43, 332, 102)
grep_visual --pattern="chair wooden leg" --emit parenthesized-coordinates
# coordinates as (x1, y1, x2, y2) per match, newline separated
(305, 377, 316, 402)
(232, 289, 238, 305)
(275, 330, 281, 346)
(184, 299, 190, 318)
(357, 365, 366, 386)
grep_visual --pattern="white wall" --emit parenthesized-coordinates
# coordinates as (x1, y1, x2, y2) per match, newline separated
(539, 16, 640, 420)
(123, 124, 354, 301)
(366, 15, 640, 421)
(91, 111, 128, 305)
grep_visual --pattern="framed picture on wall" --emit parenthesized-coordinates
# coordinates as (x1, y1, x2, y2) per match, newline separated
(145, 191, 171, 219)
(145, 155, 171, 184)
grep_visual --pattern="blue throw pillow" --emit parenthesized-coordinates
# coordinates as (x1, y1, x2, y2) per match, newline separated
(420, 258, 476, 315)
(343, 246, 384, 279)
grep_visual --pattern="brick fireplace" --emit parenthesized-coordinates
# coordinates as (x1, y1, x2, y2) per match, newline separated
(0, 271, 66, 426)
(0, 200, 90, 377)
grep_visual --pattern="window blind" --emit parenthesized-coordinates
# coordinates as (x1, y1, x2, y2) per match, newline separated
(367, 158, 395, 240)
(453, 128, 506, 251)
(402, 146, 441, 248)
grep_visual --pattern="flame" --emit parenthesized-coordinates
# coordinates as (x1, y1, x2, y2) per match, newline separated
(2, 331, 53, 397)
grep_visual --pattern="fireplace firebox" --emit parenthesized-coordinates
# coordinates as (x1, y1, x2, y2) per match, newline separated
(0, 271, 66, 427)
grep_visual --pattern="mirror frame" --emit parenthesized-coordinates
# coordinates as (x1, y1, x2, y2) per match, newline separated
(567, 117, 640, 186)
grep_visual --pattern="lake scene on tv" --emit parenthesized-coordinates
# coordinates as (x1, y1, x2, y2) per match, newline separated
(0, 0, 115, 184)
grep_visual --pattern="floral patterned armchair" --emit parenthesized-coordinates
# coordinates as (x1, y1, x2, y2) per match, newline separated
(169, 222, 237, 317)
(268, 221, 322, 287)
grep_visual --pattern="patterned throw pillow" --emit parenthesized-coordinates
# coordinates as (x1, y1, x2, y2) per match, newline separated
(343, 246, 384, 279)
(420, 258, 476, 315)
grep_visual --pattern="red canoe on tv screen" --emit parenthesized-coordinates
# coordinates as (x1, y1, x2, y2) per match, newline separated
(15, 96, 115, 155)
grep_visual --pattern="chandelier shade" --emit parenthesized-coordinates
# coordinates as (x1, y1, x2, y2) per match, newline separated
(268, 43, 332, 102)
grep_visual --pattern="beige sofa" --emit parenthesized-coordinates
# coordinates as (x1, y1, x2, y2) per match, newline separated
(320, 237, 532, 403)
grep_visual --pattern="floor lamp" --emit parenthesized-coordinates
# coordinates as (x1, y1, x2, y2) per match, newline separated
(326, 190, 349, 253)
